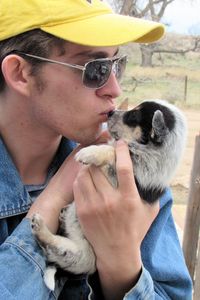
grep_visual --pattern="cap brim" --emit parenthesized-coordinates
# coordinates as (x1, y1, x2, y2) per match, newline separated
(41, 13, 165, 47)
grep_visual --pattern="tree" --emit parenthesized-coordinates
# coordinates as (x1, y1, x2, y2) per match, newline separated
(110, 0, 175, 66)
(109, 0, 200, 66)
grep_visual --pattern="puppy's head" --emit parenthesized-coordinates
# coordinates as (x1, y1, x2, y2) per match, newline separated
(107, 100, 176, 145)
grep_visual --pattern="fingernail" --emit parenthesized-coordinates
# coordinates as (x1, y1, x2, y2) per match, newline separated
(116, 139, 126, 146)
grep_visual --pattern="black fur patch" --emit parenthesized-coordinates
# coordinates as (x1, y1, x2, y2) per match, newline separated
(123, 101, 176, 145)
(135, 177, 165, 203)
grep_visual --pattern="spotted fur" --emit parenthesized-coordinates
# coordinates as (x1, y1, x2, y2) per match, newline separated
(31, 99, 187, 290)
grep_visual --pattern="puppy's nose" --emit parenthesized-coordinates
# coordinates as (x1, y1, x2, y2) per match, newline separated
(107, 110, 115, 118)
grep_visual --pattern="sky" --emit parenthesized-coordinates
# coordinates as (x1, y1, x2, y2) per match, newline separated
(163, 0, 200, 35)
(108, 0, 200, 35)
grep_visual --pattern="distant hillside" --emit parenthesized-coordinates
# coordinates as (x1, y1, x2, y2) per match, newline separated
(158, 33, 200, 53)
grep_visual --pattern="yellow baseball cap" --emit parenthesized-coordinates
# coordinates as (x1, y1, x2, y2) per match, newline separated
(0, 0, 165, 46)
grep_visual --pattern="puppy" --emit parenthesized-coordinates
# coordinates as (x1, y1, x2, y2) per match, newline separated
(31, 99, 187, 290)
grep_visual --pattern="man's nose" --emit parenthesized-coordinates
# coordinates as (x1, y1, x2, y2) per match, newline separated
(96, 71, 122, 99)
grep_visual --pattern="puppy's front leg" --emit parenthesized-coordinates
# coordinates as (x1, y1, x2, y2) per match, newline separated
(75, 144, 115, 166)
(75, 144, 117, 187)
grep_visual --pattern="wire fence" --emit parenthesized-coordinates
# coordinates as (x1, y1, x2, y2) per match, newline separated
(120, 73, 200, 108)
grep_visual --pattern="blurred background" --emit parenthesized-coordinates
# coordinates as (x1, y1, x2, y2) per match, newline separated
(108, 3, 200, 294)
(108, 0, 200, 230)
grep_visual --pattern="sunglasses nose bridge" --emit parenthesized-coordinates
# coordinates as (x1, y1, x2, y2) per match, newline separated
(112, 60, 118, 76)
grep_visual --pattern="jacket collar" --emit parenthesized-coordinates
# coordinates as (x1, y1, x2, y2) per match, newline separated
(0, 137, 76, 218)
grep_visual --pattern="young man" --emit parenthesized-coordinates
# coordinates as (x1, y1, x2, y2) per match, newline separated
(0, 0, 192, 299)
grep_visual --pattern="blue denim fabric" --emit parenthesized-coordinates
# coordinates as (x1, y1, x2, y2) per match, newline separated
(0, 137, 192, 299)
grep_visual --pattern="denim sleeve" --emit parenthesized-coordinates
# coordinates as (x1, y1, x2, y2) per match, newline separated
(0, 218, 61, 300)
(88, 189, 193, 300)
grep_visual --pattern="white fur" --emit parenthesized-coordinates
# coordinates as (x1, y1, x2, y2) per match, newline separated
(31, 99, 187, 290)
(44, 266, 57, 291)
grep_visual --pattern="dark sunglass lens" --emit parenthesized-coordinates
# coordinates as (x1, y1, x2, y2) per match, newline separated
(83, 60, 112, 88)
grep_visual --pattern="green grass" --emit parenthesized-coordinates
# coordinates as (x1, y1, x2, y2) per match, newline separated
(118, 45, 200, 108)
(118, 45, 200, 206)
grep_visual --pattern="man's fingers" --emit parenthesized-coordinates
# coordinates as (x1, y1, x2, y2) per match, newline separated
(73, 165, 96, 204)
(115, 140, 137, 193)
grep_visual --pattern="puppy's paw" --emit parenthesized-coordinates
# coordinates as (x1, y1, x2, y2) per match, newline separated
(75, 146, 103, 166)
(31, 213, 45, 233)
(76, 145, 115, 166)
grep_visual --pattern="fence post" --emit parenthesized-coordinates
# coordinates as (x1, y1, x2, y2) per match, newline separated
(184, 75, 188, 102)
(182, 134, 200, 281)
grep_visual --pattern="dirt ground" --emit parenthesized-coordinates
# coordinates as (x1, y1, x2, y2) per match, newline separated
(171, 108, 200, 229)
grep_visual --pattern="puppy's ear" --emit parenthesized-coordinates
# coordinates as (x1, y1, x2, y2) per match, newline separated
(117, 97, 129, 111)
(151, 110, 169, 144)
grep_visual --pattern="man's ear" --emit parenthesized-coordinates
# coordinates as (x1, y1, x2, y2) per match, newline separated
(1, 54, 31, 96)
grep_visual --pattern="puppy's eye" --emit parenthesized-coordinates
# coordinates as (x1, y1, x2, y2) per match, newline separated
(123, 110, 141, 126)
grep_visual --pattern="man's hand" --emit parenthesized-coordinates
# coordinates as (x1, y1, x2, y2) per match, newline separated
(26, 145, 81, 233)
(26, 130, 111, 234)
(73, 140, 159, 300)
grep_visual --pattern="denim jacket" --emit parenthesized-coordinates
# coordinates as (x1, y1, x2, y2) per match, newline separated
(0, 137, 192, 299)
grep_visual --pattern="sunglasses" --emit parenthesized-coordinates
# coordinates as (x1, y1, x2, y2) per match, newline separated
(12, 51, 127, 89)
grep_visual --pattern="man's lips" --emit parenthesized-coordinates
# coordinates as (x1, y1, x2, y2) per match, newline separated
(98, 106, 115, 123)
(99, 113, 109, 122)
(100, 108, 115, 117)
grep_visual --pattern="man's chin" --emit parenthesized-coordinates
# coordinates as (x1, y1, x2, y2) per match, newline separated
(77, 129, 105, 146)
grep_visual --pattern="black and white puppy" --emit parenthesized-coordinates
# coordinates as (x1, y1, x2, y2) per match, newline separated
(31, 99, 187, 290)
